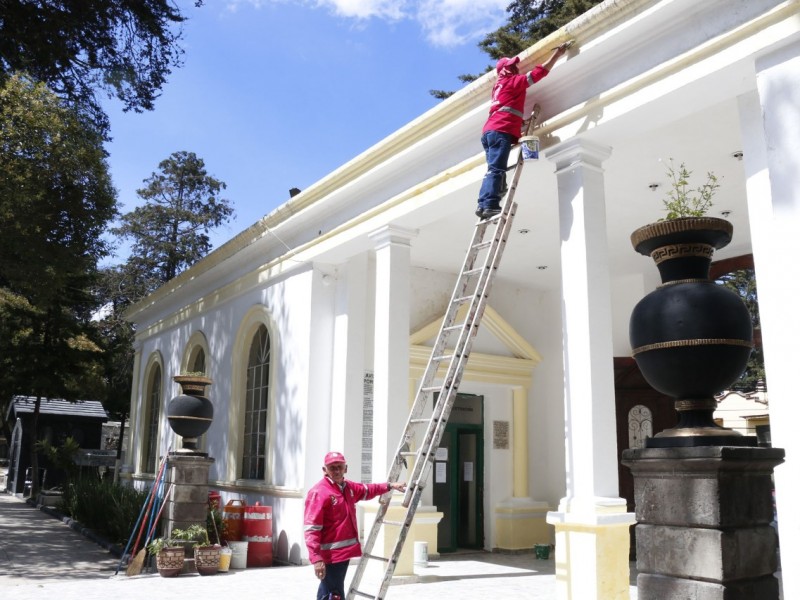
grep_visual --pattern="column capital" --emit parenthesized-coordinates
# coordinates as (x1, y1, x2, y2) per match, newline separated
(368, 225, 418, 250)
(545, 138, 612, 173)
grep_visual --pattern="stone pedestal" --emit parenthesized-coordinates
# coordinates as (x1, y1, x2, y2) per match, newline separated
(163, 453, 215, 539)
(622, 446, 784, 600)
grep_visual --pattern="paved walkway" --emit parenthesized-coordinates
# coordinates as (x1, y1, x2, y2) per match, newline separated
(0, 492, 639, 600)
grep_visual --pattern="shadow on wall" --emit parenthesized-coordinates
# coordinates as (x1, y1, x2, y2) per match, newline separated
(276, 529, 304, 565)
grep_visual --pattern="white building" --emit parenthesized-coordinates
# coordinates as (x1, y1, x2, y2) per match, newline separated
(122, 1, 800, 597)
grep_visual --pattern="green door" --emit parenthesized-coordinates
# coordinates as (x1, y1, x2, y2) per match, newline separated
(432, 394, 484, 552)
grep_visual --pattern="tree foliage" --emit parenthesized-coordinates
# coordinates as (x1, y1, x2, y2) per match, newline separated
(112, 150, 234, 292)
(431, 0, 604, 99)
(94, 151, 233, 432)
(0, 74, 117, 493)
(0, 0, 202, 135)
(716, 268, 764, 391)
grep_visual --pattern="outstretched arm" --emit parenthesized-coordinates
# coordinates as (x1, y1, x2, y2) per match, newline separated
(541, 41, 573, 72)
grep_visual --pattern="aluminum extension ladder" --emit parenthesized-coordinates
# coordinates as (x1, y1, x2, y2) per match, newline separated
(346, 105, 542, 600)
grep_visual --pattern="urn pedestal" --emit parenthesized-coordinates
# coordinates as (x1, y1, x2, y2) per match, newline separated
(622, 446, 783, 600)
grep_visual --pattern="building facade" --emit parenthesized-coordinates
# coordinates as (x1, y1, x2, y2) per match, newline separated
(123, 1, 800, 597)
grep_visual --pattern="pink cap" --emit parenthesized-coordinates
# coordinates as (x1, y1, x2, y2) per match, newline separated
(496, 56, 520, 73)
(324, 451, 346, 465)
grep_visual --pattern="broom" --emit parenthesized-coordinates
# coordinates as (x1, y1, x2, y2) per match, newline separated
(126, 453, 169, 576)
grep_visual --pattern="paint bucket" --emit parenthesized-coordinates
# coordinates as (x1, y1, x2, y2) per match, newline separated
(223, 499, 247, 542)
(534, 543, 551, 559)
(218, 546, 233, 572)
(242, 502, 273, 567)
(520, 136, 540, 161)
(413, 541, 429, 567)
(228, 541, 249, 569)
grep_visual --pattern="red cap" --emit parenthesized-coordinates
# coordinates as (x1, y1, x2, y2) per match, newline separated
(324, 451, 346, 465)
(496, 56, 520, 73)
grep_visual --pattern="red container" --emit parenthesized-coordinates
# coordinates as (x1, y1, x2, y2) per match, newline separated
(242, 502, 273, 567)
(223, 499, 247, 543)
(208, 491, 222, 511)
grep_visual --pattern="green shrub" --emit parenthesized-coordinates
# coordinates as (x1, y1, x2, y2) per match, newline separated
(61, 478, 150, 545)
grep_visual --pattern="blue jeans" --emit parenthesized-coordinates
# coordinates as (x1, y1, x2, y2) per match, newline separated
(317, 559, 349, 600)
(477, 130, 513, 211)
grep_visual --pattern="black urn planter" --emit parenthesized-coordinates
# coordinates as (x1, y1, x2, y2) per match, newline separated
(168, 375, 213, 453)
(629, 217, 755, 447)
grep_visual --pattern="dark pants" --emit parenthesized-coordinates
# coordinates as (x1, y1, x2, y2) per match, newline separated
(317, 559, 349, 600)
(477, 130, 513, 211)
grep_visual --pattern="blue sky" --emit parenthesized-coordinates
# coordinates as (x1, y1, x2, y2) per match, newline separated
(102, 0, 508, 263)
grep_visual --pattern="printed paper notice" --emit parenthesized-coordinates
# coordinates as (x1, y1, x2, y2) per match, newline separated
(435, 447, 448, 461)
(435, 461, 447, 483)
(463, 461, 474, 482)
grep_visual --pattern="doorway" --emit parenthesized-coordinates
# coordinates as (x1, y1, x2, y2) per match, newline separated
(432, 394, 484, 552)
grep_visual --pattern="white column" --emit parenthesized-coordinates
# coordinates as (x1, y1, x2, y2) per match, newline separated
(328, 255, 370, 479)
(545, 138, 634, 600)
(368, 225, 417, 480)
(739, 39, 800, 600)
(549, 138, 621, 505)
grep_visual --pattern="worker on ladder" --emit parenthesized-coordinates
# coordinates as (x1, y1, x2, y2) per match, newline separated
(304, 451, 407, 600)
(475, 41, 572, 220)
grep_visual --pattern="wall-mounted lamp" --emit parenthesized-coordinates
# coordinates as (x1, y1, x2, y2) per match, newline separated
(648, 183, 660, 191)
(731, 151, 744, 161)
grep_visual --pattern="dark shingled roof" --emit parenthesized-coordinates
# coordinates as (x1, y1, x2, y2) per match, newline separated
(7, 396, 108, 421)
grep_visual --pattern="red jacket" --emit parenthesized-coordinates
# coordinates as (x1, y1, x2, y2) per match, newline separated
(483, 65, 550, 142)
(304, 476, 390, 564)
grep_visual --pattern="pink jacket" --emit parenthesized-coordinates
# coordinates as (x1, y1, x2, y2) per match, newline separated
(304, 476, 390, 564)
(483, 65, 550, 142)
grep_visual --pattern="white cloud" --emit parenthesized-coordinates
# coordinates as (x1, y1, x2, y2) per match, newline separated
(314, 0, 410, 20)
(222, 0, 507, 46)
(416, 0, 508, 47)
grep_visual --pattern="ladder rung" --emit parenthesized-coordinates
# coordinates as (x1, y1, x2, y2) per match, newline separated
(431, 353, 454, 361)
(472, 241, 492, 250)
(409, 418, 428, 424)
(363, 553, 390, 563)
(382, 519, 405, 527)
(443, 324, 463, 332)
(420, 385, 440, 392)
(350, 590, 375, 599)
(463, 267, 484, 276)
(400, 451, 416, 457)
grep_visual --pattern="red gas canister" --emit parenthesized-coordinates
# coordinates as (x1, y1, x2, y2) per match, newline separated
(242, 502, 273, 567)
(222, 499, 247, 543)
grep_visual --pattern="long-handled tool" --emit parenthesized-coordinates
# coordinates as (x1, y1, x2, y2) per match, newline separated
(133, 482, 174, 576)
(114, 449, 170, 575)
(115, 483, 155, 575)
(126, 453, 169, 576)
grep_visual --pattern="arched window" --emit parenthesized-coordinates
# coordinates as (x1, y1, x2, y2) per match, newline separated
(242, 324, 270, 480)
(191, 348, 206, 374)
(144, 364, 162, 473)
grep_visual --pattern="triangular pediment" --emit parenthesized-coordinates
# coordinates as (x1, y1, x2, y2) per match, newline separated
(409, 304, 541, 386)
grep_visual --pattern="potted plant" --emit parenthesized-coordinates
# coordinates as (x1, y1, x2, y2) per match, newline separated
(628, 160, 754, 446)
(147, 537, 184, 577)
(172, 524, 221, 576)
